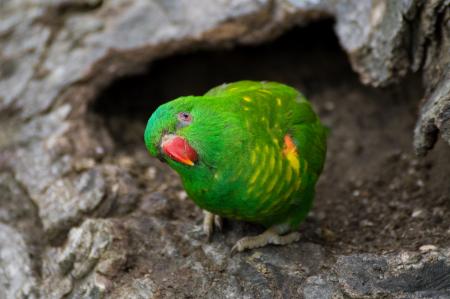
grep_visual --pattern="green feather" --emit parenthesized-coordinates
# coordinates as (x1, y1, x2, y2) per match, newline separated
(144, 81, 327, 229)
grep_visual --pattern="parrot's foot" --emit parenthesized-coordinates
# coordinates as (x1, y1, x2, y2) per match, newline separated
(231, 224, 300, 254)
(203, 211, 222, 241)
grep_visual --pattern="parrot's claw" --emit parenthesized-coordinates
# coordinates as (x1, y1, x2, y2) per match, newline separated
(203, 211, 222, 241)
(231, 227, 300, 255)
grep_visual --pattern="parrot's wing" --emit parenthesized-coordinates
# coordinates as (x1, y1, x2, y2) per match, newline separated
(289, 97, 328, 179)
(206, 80, 327, 177)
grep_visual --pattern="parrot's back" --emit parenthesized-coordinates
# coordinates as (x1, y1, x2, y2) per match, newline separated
(179, 81, 327, 230)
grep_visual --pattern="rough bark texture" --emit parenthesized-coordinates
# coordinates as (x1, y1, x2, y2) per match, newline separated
(1, 0, 449, 298)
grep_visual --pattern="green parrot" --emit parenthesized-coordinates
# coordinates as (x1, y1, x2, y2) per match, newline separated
(144, 81, 327, 253)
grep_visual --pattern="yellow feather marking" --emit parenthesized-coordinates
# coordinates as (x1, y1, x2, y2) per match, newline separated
(266, 155, 284, 200)
(261, 176, 292, 214)
(282, 181, 296, 201)
(269, 153, 275, 172)
(247, 150, 258, 194)
(283, 135, 300, 174)
(260, 144, 276, 191)
(252, 145, 275, 199)
(273, 162, 292, 194)
(289, 161, 304, 194)
(289, 156, 300, 175)
(265, 180, 277, 195)
(250, 150, 256, 165)
(260, 89, 272, 94)
(265, 157, 279, 194)
(249, 146, 262, 185)
(280, 164, 303, 204)
(243, 96, 252, 102)
(285, 163, 292, 183)
(261, 155, 285, 213)
(248, 184, 255, 194)
(275, 178, 301, 209)
(229, 87, 238, 91)
(243, 107, 250, 111)
(257, 145, 272, 186)
(276, 98, 282, 106)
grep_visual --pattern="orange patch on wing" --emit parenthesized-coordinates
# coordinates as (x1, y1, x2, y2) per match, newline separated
(282, 135, 300, 173)
(282, 135, 296, 155)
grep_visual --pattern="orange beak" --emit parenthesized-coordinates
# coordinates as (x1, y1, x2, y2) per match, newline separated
(161, 134, 197, 166)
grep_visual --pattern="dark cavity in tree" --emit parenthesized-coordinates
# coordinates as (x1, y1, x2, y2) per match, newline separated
(91, 20, 349, 148)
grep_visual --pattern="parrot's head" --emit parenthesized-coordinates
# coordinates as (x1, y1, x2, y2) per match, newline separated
(144, 96, 239, 173)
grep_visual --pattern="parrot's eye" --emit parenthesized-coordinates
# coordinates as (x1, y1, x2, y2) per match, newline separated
(177, 112, 192, 125)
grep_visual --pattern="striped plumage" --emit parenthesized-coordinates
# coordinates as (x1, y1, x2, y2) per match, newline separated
(145, 81, 327, 245)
